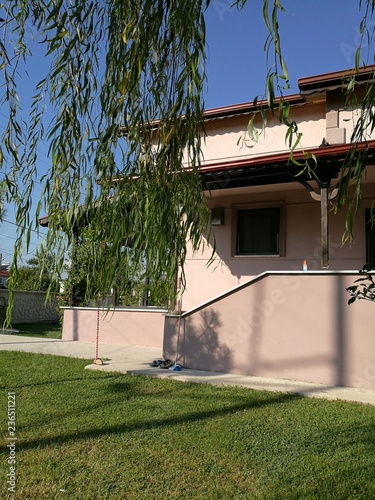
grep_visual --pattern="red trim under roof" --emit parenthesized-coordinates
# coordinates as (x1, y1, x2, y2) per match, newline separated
(198, 139, 375, 174)
(39, 140, 375, 226)
(203, 94, 304, 120)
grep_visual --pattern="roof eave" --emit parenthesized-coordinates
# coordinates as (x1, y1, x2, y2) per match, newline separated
(298, 64, 375, 95)
(199, 139, 375, 174)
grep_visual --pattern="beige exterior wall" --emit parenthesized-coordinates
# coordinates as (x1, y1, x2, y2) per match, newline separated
(158, 90, 375, 389)
(175, 91, 375, 311)
(199, 98, 375, 168)
(164, 272, 375, 390)
(200, 102, 327, 165)
(62, 307, 166, 347)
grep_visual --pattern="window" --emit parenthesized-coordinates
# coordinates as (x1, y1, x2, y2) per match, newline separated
(236, 206, 281, 256)
(365, 208, 375, 269)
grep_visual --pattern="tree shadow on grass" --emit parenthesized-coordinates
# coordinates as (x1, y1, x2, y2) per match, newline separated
(1, 391, 300, 453)
(13, 373, 285, 430)
(9, 322, 62, 339)
(0, 373, 120, 391)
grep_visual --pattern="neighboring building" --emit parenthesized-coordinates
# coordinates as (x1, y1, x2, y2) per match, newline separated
(0, 264, 10, 289)
(59, 65, 375, 389)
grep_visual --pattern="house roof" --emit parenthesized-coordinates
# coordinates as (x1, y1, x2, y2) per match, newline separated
(40, 65, 375, 226)
(298, 64, 375, 95)
(202, 64, 375, 120)
(202, 94, 305, 121)
(199, 65, 375, 190)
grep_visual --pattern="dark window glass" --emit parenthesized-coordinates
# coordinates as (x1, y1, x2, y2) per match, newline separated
(365, 208, 375, 269)
(237, 207, 279, 255)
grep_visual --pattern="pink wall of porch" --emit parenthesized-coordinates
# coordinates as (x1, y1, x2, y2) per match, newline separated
(62, 307, 166, 348)
(163, 272, 375, 390)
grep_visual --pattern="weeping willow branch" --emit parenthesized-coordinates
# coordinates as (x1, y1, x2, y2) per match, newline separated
(236, 0, 315, 176)
(1, 0, 211, 318)
(1, 0, 375, 321)
(336, 0, 375, 239)
(240, 0, 375, 241)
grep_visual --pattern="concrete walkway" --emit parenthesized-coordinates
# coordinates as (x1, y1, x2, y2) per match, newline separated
(1, 334, 374, 406)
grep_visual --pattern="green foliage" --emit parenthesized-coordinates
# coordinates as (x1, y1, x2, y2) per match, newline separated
(238, 1, 375, 238)
(1, 0, 375, 321)
(1, 0, 211, 317)
(114, 267, 172, 308)
(238, 0, 317, 177)
(0, 181, 6, 221)
(13, 253, 58, 291)
(347, 267, 375, 304)
(60, 227, 173, 307)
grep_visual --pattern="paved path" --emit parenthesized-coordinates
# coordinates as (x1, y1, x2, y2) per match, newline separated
(1, 334, 374, 406)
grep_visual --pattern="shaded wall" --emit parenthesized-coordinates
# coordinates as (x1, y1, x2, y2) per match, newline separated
(163, 272, 375, 390)
(62, 306, 166, 347)
(181, 182, 375, 311)
(0, 289, 59, 324)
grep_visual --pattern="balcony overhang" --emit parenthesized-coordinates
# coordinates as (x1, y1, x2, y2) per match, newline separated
(200, 140, 375, 191)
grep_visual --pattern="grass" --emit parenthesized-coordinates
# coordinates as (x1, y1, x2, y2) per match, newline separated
(8, 322, 62, 339)
(1, 351, 374, 500)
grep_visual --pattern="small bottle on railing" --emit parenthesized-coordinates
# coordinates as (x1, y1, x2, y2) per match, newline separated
(303, 260, 308, 271)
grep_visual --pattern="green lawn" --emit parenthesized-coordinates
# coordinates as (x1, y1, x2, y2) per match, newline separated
(1, 351, 374, 500)
(10, 322, 62, 339)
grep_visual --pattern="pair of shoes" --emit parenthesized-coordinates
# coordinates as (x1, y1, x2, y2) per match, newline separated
(159, 359, 174, 369)
(149, 360, 163, 367)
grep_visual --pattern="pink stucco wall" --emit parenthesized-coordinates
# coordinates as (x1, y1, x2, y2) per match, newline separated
(180, 181, 375, 311)
(163, 272, 375, 390)
(62, 307, 166, 347)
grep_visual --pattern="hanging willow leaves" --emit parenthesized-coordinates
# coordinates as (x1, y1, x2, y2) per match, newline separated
(238, 0, 375, 241)
(329, 0, 375, 243)
(1, 0, 375, 321)
(237, 0, 306, 168)
(1, 0, 211, 316)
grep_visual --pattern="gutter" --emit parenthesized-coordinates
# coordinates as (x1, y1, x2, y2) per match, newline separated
(198, 139, 375, 174)
(298, 64, 375, 94)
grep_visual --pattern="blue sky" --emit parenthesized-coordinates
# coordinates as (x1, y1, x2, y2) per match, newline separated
(0, 0, 373, 266)
(204, 0, 374, 108)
